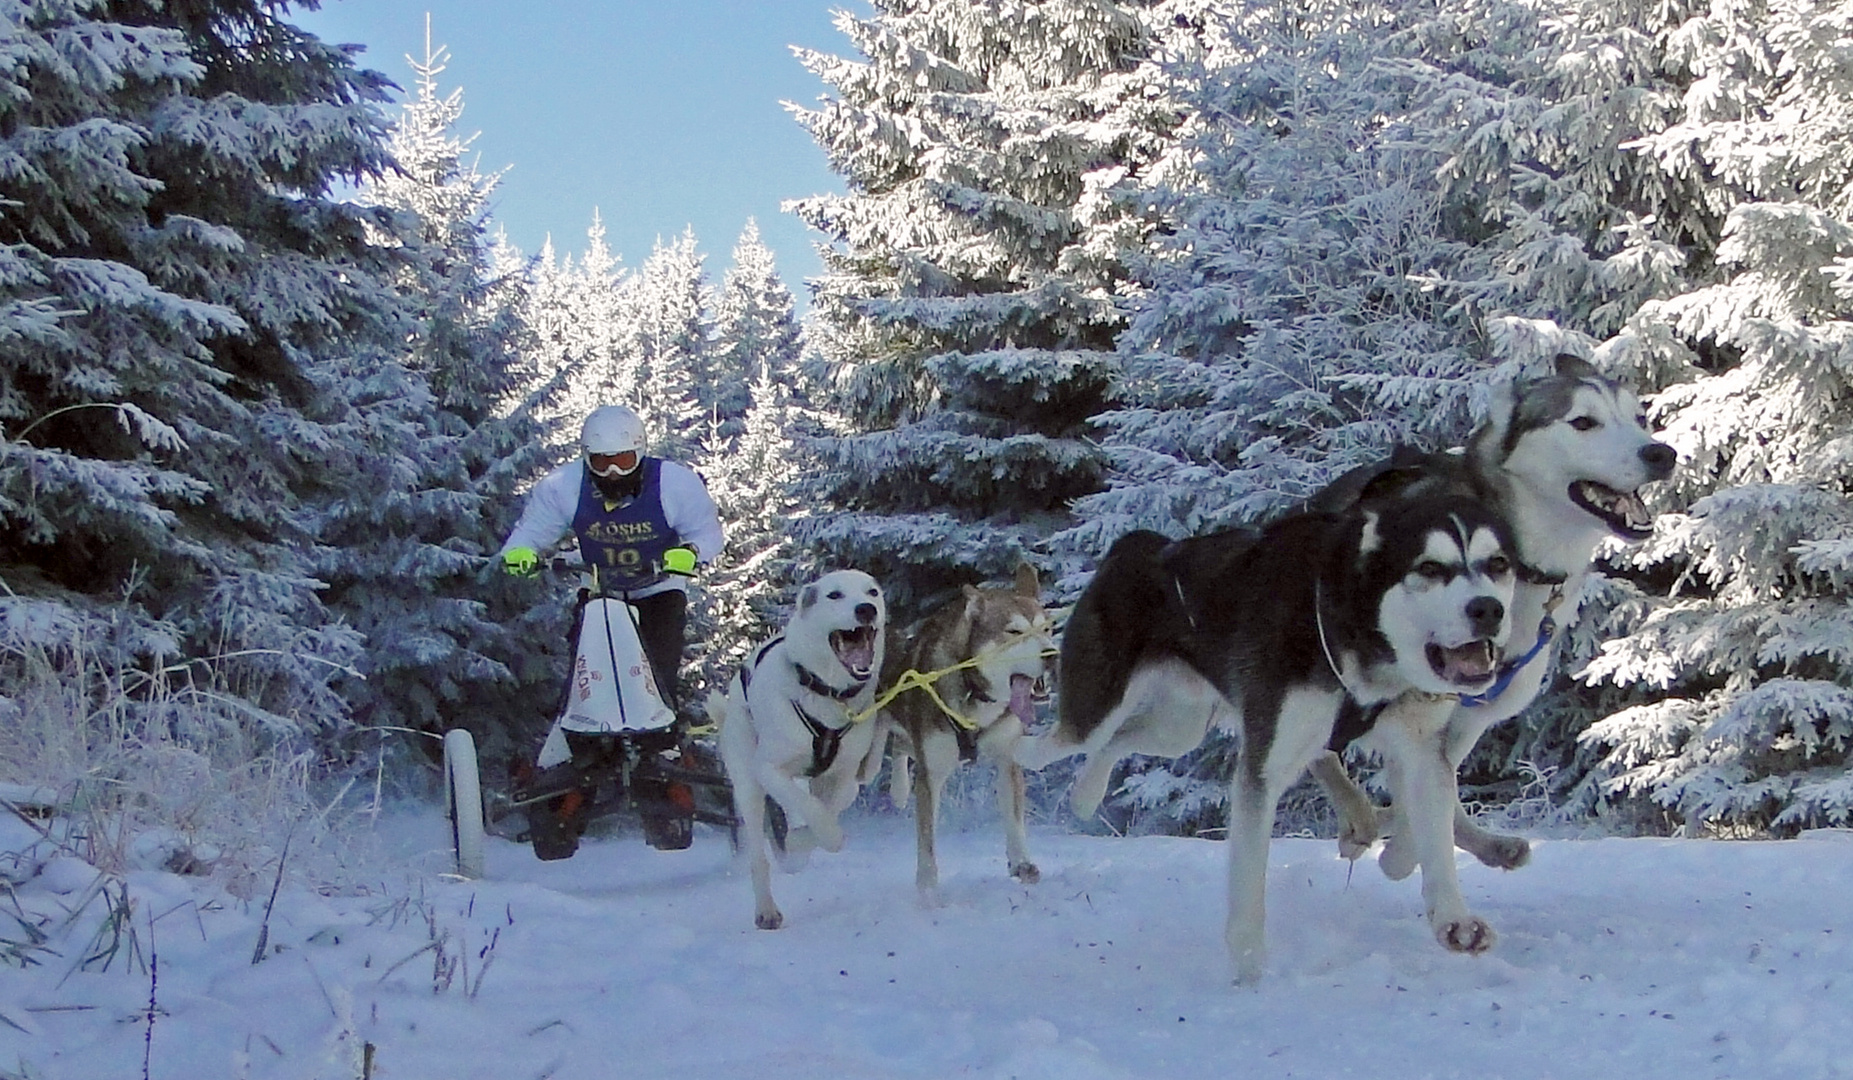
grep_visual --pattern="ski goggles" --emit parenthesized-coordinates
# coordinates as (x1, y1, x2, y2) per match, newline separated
(588, 449, 641, 476)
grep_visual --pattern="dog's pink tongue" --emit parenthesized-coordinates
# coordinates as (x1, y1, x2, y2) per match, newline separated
(1008, 674, 1036, 725)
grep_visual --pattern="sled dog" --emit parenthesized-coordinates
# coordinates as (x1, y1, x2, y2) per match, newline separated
(1016, 491, 1517, 981)
(713, 569, 887, 930)
(881, 563, 1057, 898)
(1306, 354, 1677, 876)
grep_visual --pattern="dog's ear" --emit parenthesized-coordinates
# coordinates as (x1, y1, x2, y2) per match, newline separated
(1469, 375, 1518, 467)
(798, 584, 817, 613)
(1355, 463, 1426, 505)
(1553, 352, 1598, 380)
(1013, 561, 1039, 598)
(1355, 510, 1383, 571)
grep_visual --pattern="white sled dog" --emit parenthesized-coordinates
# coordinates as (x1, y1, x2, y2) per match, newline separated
(1017, 491, 1518, 982)
(713, 569, 887, 930)
(1306, 354, 1677, 876)
(882, 563, 1057, 898)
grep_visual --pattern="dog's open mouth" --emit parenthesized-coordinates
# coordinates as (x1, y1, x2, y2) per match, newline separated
(830, 626, 878, 680)
(1007, 673, 1050, 726)
(1427, 639, 1500, 689)
(1569, 480, 1656, 540)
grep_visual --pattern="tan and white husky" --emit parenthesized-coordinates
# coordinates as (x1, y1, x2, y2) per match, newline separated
(882, 563, 1056, 899)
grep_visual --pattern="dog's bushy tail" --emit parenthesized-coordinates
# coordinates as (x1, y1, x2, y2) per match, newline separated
(703, 688, 731, 733)
(1059, 530, 1179, 742)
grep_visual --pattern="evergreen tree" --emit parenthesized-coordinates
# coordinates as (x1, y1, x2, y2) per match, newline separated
(691, 360, 805, 703)
(623, 229, 711, 460)
(789, 0, 1225, 610)
(338, 29, 560, 766)
(1573, 0, 1853, 832)
(711, 219, 803, 438)
(520, 220, 627, 446)
(573, 213, 633, 413)
(0, 0, 405, 741)
(1065, 0, 1485, 555)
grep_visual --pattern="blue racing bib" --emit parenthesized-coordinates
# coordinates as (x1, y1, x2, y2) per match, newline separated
(572, 458, 681, 592)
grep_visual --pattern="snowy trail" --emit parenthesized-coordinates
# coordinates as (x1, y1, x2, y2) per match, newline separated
(3, 811, 1851, 1079)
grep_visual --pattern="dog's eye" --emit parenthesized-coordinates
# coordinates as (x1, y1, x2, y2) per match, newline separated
(1415, 561, 1452, 581)
(827, 590, 843, 600)
(1568, 416, 1599, 432)
(1485, 555, 1511, 577)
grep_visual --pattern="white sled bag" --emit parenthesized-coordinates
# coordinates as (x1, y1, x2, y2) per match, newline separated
(537, 597, 676, 768)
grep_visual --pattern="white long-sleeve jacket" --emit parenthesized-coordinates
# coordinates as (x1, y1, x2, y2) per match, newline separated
(499, 459, 726, 598)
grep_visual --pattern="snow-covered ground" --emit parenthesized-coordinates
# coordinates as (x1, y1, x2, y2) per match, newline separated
(3, 805, 1851, 1080)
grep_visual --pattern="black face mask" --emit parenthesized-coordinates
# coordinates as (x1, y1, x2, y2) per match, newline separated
(590, 463, 643, 503)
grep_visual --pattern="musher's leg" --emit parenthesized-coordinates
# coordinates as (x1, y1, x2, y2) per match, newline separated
(629, 589, 689, 712)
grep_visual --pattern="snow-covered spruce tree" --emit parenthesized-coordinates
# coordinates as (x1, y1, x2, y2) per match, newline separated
(0, 0, 405, 747)
(1064, 0, 1486, 552)
(622, 228, 712, 462)
(710, 218, 804, 439)
(515, 219, 628, 447)
(339, 34, 563, 768)
(691, 360, 806, 704)
(788, 0, 1223, 610)
(1571, 0, 1853, 834)
(1373, 0, 1707, 344)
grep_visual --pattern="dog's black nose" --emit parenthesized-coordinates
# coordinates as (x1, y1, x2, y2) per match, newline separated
(1465, 596, 1505, 637)
(1639, 441, 1676, 479)
(855, 602, 877, 625)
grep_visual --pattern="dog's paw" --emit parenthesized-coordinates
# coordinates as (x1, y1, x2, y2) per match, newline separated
(1009, 860, 1040, 885)
(755, 909, 784, 931)
(777, 828, 815, 871)
(813, 821, 846, 853)
(1467, 832, 1531, 870)
(1337, 810, 1381, 862)
(1433, 914, 1496, 955)
(1376, 835, 1417, 881)
(1231, 949, 1266, 986)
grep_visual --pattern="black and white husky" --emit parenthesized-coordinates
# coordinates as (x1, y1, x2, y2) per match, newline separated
(1017, 491, 1518, 982)
(1306, 354, 1677, 876)
(713, 569, 888, 930)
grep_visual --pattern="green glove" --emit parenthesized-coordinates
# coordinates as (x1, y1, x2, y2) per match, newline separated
(502, 546, 540, 577)
(661, 546, 698, 576)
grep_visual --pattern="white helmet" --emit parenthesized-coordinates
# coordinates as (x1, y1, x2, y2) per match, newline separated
(580, 405, 646, 475)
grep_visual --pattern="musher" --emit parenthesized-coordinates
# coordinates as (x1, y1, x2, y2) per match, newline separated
(497, 404, 725, 855)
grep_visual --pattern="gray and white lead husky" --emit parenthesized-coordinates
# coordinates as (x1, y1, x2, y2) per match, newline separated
(1017, 490, 1518, 982)
(1307, 354, 1677, 877)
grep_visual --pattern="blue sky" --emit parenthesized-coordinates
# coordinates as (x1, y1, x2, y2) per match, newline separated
(295, 1, 863, 299)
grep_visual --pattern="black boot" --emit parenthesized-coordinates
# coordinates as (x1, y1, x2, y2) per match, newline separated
(636, 770, 695, 851)
(530, 789, 586, 861)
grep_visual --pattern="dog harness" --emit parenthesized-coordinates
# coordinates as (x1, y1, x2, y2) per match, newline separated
(795, 662, 867, 703)
(739, 636, 867, 778)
